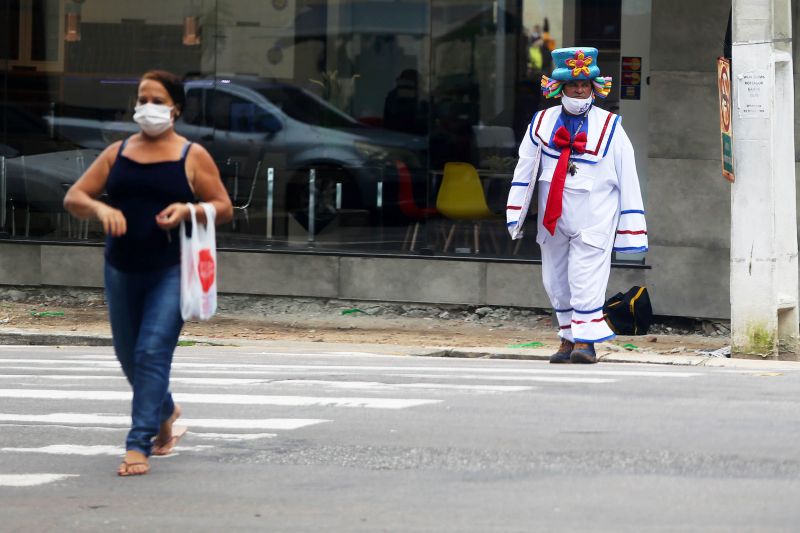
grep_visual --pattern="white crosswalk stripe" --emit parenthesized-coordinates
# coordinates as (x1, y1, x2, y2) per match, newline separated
(0, 389, 442, 409)
(0, 474, 79, 487)
(0, 374, 534, 391)
(0, 413, 328, 430)
(0, 357, 702, 377)
(2, 445, 126, 456)
(0, 346, 702, 486)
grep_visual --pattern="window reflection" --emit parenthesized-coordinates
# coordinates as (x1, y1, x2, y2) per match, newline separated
(1, 0, 624, 262)
(258, 85, 363, 130)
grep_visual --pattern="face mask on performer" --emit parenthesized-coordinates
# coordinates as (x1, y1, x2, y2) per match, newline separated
(561, 94, 593, 115)
(133, 103, 174, 137)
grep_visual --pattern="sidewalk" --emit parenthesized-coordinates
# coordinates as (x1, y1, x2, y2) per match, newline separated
(2, 286, 797, 370)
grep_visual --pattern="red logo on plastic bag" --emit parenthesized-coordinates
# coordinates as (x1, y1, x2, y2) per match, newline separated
(197, 249, 215, 293)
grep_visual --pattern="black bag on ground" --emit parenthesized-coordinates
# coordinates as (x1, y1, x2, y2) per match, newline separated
(603, 286, 653, 335)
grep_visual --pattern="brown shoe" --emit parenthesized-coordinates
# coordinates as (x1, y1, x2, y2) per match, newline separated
(570, 342, 597, 364)
(549, 339, 575, 364)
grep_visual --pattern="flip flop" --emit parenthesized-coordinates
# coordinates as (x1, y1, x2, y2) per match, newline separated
(152, 425, 188, 456)
(118, 461, 150, 477)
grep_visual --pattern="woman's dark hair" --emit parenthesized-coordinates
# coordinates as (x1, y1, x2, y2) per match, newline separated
(141, 70, 185, 113)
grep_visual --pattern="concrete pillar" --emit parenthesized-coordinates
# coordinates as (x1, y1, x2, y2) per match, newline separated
(731, 0, 799, 359)
(619, 0, 651, 200)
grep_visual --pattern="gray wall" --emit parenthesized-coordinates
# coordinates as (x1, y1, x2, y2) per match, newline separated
(0, 242, 648, 311)
(645, 0, 733, 318)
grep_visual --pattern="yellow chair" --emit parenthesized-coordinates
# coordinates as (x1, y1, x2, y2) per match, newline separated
(436, 162, 498, 254)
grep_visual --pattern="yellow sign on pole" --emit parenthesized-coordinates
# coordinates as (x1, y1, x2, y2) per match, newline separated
(717, 57, 734, 182)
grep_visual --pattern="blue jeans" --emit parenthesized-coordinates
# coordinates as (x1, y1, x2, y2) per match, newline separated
(105, 262, 183, 456)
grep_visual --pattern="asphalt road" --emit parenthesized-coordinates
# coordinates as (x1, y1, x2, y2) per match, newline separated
(1, 344, 799, 532)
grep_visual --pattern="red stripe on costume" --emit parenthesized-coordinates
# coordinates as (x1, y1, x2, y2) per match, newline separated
(559, 324, 572, 330)
(572, 317, 606, 325)
(534, 110, 548, 145)
(584, 112, 613, 155)
(506, 206, 522, 210)
(616, 230, 647, 235)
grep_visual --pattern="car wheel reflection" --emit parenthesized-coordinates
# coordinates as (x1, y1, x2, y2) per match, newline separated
(286, 167, 361, 233)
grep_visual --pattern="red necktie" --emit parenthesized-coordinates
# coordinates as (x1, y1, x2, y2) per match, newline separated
(543, 126, 588, 235)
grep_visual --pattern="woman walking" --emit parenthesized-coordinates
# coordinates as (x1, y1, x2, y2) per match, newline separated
(64, 70, 232, 476)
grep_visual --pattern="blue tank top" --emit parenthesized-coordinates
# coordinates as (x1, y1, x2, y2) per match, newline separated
(104, 139, 195, 271)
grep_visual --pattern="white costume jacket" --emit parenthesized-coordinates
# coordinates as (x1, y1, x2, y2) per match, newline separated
(512, 105, 647, 252)
(508, 105, 647, 343)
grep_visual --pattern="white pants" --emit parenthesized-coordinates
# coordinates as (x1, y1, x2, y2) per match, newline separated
(538, 185, 616, 343)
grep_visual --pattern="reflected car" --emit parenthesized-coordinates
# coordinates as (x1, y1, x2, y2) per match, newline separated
(180, 78, 427, 231)
(0, 103, 100, 219)
(3, 149, 100, 213)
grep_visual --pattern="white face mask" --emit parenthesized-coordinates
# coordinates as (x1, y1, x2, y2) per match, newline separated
(133, 103, 174, 137)
(561, 94, 593, 116)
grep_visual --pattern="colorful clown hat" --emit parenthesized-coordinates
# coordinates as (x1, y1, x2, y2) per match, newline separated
(541, 46, 612, 100)
(551, 47, 601, 80)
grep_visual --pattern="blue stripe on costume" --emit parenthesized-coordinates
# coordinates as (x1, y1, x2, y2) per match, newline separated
(554, 307, 573, 313)
(614, 246, 649, 253)
(574, 333, 616, 343)
(506, 221, 517, 227)
(574, 306, 604, 314)
(528, 112, 540, 145)
(602, 116, 620, 157)
(620, 209, 645, 215)
(540, 149, 597, 165)
(511, 182, 528, 186)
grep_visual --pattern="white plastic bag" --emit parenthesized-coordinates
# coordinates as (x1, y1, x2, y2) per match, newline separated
(180, 202, 217, 321)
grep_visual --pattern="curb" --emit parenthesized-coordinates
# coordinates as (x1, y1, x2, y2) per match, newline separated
(2, 327, 799, 370)
(427, 346, 700, 365)
(433, 347, 800, 369)
(0, 330, 113, 347)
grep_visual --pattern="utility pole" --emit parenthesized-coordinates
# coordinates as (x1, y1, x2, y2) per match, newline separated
(730, 0, 798, 359)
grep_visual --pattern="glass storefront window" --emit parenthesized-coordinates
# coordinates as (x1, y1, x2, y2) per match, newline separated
(0, 0, 624, 263)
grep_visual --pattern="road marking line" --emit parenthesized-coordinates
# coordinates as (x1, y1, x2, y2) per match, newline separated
(0, 424, 123, 432)
(0, 389, 442, 409)
(267, 380, 533, 392)
(0, 359, 119, 367)
(1, 445, 124, 456)
(0, 366, 122, 373)
(0, 374, 271, 386)
(0, 366, 618, 384)
(0, 374, 531, 392)
(0, 474, 79, 487)
(242, 351, 401, 357)
(0, 358, 701, 377)
(0, 366, 308, 376)
(0, 444, 213, 456)
(387, 373, 615, 384)
(191, 433, 277, 441)
(0, 413, 329, 430)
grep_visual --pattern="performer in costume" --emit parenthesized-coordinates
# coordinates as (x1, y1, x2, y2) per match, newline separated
(507, 47, 648, 364)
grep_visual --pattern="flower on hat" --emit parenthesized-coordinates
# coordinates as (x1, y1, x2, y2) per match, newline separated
(565, 50, 592, 78)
